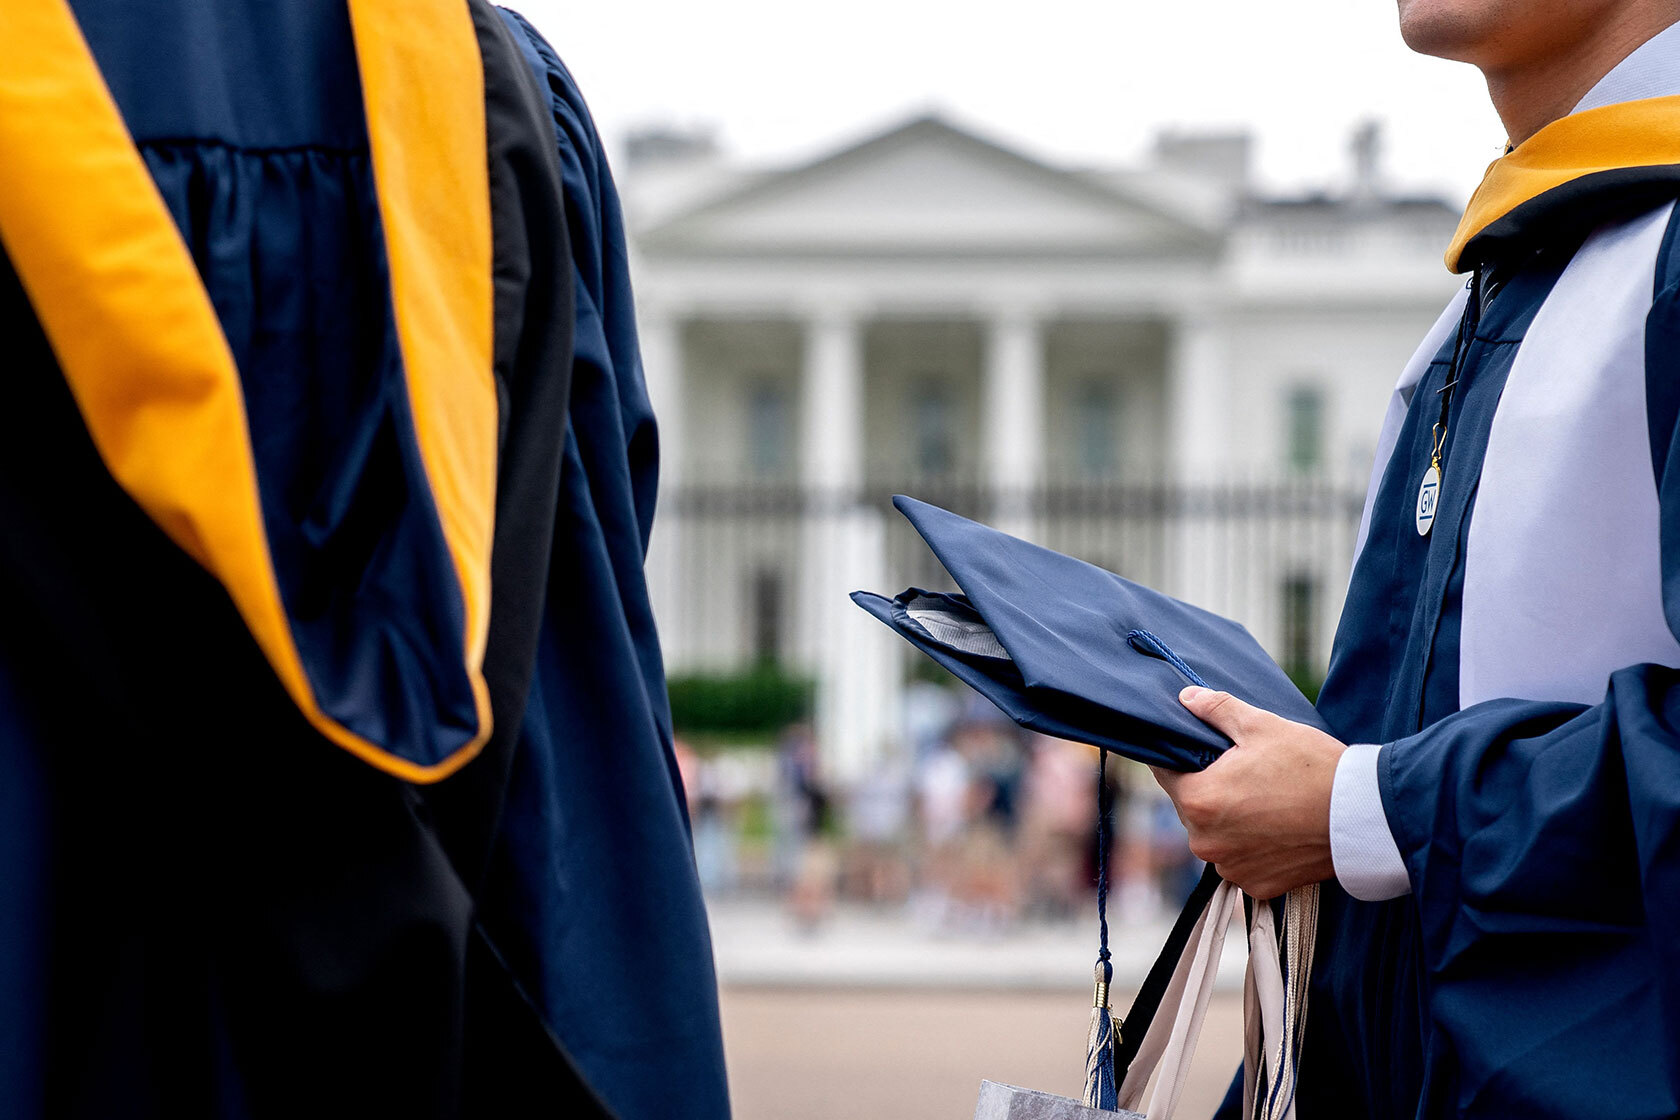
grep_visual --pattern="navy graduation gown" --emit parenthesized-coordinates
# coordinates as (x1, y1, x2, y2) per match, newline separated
(0, 2, 725, 1116)
(1279, 209, 1680, 1116)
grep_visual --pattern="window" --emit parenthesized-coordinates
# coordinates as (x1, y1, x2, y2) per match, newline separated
(746, 379, 790, 477)
(911, 376, 955, 477)
(750, 569, 783, 664)
(1280, 573, 1318, 680)
(1286, 384, 1325, 473)
(1073, 379, 1121, 478)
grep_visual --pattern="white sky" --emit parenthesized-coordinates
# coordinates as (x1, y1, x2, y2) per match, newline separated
(512, 0, 1507, 206)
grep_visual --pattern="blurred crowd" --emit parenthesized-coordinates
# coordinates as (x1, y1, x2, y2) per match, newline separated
(674, 680, 1203, 934)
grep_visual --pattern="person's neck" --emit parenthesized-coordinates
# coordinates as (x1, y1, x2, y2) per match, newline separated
(1484, 11, 1680, 146)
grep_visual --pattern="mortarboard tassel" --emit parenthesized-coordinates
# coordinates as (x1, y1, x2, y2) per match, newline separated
(1081, 749, 1121, 1110)
(1083, 960, 1120, 1109)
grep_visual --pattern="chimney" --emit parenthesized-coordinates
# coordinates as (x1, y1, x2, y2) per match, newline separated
(624, 124, 720, 170)
(1152, 130, 1253, 192)
(1349, 119, 1382, 206)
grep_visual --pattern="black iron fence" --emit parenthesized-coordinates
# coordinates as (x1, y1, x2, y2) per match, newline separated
(655, 477, 1367, 694)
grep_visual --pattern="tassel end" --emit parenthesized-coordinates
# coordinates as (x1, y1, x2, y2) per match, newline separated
(1081, 961, 1120, 1110)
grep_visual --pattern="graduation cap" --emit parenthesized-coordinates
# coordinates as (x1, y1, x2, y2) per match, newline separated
(852, 495, 1326, 774)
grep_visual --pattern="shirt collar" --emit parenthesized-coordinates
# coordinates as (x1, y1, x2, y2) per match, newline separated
(1573, 19, 1680, 114)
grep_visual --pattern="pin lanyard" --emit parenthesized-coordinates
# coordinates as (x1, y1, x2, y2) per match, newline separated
(1416, 269, 1483, 537)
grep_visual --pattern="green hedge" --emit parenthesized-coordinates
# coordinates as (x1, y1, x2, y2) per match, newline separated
(667, 664, 814, 739)
(1284, 663, 1325, 704)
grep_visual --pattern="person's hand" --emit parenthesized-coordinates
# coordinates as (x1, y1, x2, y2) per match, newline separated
(1150, 685, 1346, 899)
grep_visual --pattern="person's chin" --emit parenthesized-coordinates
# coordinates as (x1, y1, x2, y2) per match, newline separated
(1396, 0, 1497, 62)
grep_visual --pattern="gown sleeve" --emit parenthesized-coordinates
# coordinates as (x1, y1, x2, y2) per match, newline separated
(1377, 679, 1680, 1114)
(463, 11, 731, 1119)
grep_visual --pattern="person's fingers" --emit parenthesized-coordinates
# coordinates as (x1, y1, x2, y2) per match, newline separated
(1178, 685, 1266, 741)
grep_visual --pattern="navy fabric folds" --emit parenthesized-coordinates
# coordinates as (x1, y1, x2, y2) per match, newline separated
(856, 496, 1325, 772)
(74, 0, 478, 767)
(478, 12, 731, 1119)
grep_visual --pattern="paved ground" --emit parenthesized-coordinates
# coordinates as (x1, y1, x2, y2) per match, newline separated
(708, 896, 1246, 1119)
(708, 897, 1245, 991)
(720, 986, 1243, 1120)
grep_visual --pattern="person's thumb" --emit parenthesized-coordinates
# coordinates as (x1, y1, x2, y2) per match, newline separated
(1178, 685, 1263, 742)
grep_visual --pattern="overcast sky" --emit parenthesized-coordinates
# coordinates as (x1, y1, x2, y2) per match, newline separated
(513, 0, 1507, 205)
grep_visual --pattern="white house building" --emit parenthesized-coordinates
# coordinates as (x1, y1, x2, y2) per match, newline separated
(623, 116, 1464, 779)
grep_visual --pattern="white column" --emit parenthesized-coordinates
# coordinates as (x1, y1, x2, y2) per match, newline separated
(800, 309, 865, 495)
(638, 309, 688, 666)
(1166, 312, 1233, 614)
(796, 310, 896, 783)
(1166, 312, 1230, 483)
(809, 505, 901, 785)
(982, 310, 1045, 540)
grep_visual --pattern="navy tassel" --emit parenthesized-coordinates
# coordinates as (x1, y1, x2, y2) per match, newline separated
(1081, 749, 1120, 1110)
(1083, 961, 1120, 1109)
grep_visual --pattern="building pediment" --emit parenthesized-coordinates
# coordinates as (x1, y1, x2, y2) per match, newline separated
(636, 116, 1223, 258)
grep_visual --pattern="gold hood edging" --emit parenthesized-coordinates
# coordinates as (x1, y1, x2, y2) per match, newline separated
(1446, 95, 1680, 272)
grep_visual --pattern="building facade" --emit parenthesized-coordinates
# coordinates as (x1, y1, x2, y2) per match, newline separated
(623, 116, 1463, 778)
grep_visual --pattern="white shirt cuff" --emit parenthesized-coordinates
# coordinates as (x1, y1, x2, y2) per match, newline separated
(1329, 743, 1411, 901)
